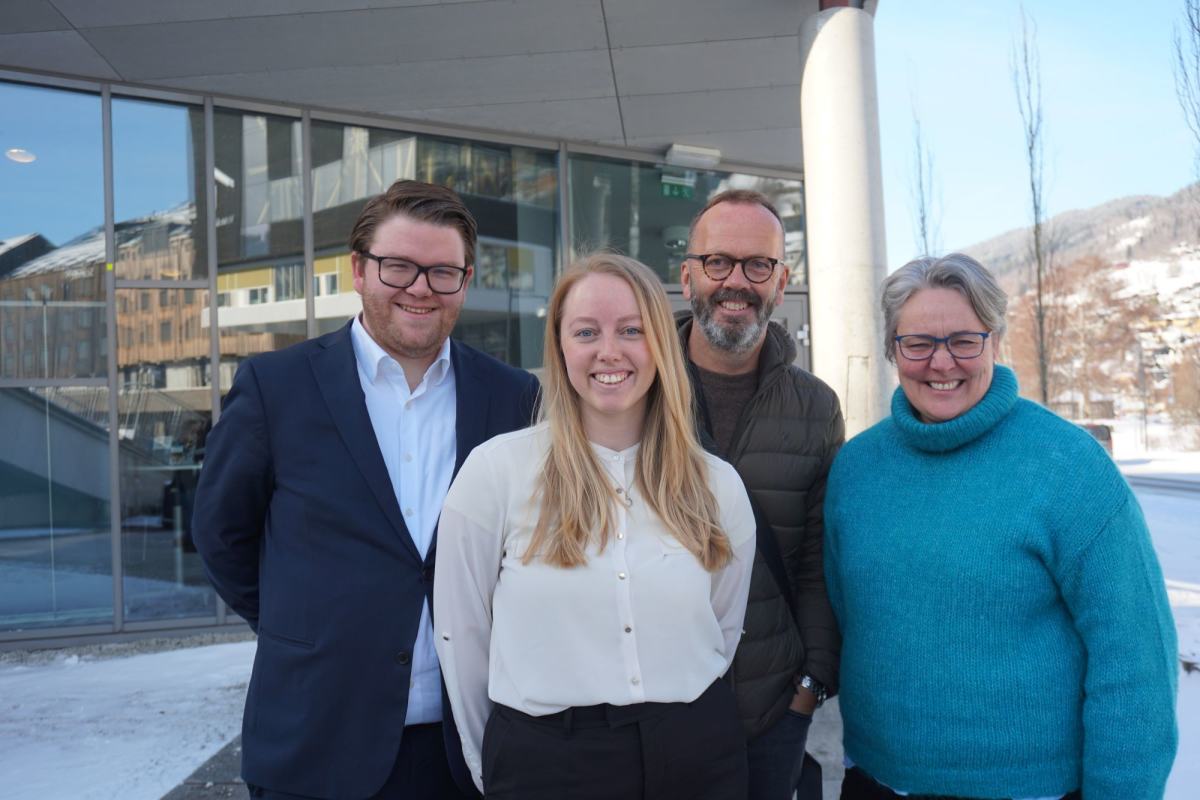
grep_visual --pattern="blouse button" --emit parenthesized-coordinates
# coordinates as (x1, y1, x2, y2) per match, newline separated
(624, 626, 632, 633)
(631, 677, 640, 686)
(617, 532, 624, 540)
(618, 572, 627, 580)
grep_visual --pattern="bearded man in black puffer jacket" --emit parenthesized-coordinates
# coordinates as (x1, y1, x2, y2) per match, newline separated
(678, 189, 844, 800)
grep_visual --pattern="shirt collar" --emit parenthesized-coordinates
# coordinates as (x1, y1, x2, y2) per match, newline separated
(350, 315, 453, 387)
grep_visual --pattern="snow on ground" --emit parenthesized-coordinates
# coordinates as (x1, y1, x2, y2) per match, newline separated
(1120, 450, 1200, 483)
(1125, 452, 1200, 800)
(1172, 671, 1200, 799)
(0, 640, 254, 800)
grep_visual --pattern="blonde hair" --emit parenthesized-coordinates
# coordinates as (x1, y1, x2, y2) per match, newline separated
(527, 252, 732, 571)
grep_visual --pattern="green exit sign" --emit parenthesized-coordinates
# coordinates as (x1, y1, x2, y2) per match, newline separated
(661, 182, 694, 199)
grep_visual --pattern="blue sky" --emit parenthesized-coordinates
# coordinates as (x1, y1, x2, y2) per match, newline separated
(875, 0, 1196, 263)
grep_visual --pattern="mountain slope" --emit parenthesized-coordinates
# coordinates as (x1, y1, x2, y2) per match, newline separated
(962, 184, 1200, 288)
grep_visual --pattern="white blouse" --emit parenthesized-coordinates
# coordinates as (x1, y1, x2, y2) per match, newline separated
(433, 423, 757, 791)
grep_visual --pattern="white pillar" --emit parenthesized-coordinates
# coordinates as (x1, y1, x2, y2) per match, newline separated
(799, 6, 891, 436)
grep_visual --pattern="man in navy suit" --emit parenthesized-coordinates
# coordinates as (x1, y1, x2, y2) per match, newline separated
(194, 180, 538, 799)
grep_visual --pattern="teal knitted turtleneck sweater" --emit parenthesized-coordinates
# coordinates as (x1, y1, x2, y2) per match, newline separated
(825, 365, 1178, 799)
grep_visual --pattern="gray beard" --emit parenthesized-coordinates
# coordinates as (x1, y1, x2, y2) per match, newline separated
(690, 287, 774, 355)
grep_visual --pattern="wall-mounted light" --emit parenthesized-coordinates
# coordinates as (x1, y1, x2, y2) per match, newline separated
(5, 148, 36, 164)
(664, 143, 721, 169)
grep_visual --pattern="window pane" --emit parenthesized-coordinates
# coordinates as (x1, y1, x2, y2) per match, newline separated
(113, 97, 207, 280)
(569, 154, 807, 286)
(0, 386, 113, 631)
(311, 120, 559, 369)
(117, 289, 216, 622)
(214, 109, 307, 391)
(0, 81, 107, 380)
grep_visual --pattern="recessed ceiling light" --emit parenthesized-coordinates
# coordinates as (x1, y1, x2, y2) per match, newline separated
(5, 148, 36, 164)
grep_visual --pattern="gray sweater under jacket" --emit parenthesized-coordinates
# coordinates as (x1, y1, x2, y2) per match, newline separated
(678, 312, 845, 739)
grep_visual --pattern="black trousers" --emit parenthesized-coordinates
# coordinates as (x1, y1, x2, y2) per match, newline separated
(841, 766, 1082, 800)
(247, 722, 469, 800)
(482, 679, 747, 800)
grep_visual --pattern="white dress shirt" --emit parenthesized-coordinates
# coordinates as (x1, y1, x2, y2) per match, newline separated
(350, 315, 456, 726)
(434, 423, 757, 791)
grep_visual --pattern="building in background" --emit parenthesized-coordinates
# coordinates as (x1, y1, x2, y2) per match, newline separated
(0, 0, 887, 644)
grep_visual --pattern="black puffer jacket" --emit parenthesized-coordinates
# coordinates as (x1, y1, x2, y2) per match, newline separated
(678, 313, 845, 739)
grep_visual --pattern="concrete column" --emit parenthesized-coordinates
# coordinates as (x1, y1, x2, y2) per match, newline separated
(799, 5, 891, 436)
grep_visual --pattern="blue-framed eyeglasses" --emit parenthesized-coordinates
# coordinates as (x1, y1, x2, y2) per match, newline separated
(894, 331, 990, 361)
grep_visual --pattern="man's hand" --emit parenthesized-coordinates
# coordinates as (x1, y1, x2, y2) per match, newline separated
(788, 687, 817, 714)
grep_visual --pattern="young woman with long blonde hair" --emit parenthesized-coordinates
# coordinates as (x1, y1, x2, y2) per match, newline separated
(434, 252, 756, 799)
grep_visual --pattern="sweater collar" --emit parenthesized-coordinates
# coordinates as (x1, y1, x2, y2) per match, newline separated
(891, 364, 1019, 453)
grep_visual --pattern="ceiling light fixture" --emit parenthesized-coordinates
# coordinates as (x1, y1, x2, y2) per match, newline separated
(5, 148, 36, 164)
(664, 143, 721, 169)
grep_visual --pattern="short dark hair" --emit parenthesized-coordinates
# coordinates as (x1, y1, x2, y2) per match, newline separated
(348, 180, 478, 265)
(688, 189, 785, 243)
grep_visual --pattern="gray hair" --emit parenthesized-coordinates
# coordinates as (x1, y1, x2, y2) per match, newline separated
(880, 253, 1008, 363)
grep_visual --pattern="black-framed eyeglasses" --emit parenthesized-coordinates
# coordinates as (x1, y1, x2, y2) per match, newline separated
(359, 252, 469, 294)
(685, 253, 781, 284)
(894, 331, 990, 361)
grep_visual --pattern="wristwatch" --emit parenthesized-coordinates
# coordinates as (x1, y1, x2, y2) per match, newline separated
(795, 674, 827, 707)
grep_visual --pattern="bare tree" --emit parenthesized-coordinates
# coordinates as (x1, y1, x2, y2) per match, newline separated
(1012, 6, 1052, 406)
(1171, 341, 1200, 434)
(1174, 0, 1200, 180)
(909, 106, 940, 257)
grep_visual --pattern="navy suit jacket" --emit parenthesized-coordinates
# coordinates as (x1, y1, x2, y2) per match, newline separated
(193, 321, 538, 799)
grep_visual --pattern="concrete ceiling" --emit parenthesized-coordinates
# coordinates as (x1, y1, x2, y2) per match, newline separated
(0, 0, 883, 171)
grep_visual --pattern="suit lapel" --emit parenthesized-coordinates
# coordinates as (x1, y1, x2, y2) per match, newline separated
(450, 340, 490, 479)
(310, 322, 422, 565)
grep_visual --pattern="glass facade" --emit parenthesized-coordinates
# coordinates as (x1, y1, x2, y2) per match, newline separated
(214, 109, 308, 392)
(0, 82, 112, 632)
(117, 288, 215, 622)
(0, 74, 804, 642)
(310, 121, 559, 367)
(569, 154, 807, 286)
(0, 386, 114, 630)
(113, 98, 207, 281)
(0, 83, 107, 381)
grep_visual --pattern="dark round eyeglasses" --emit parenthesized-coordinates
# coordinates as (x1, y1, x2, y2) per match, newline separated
(359, 252, 469, 294)
(685, 253, 781, 284)
(894, 332, 990, 361)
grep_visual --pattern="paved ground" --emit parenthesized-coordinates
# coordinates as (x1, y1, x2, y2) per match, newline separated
(811, 698, 846, 800)
(161, 738, 246, 800)
(161, 700, 847, 800)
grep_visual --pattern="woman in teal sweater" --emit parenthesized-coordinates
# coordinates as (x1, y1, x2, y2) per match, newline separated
(825, 253, 1177, 800)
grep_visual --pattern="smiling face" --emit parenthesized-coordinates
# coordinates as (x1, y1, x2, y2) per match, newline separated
(559, 273, 657, 447)
(681, 201, 788, 364)
(352, 212, 472, 373)
(895, 287, 998, 423)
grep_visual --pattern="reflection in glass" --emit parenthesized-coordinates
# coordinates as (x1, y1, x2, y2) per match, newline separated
(0, 81, 107, 380)
(0, 386, 113, 631)
(214, 109, 308, 389)
(117, 289, 216, 621)
(569, 154, 807, 286)
(113, 97, 207, 280)
(310, 121, 559, 369)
